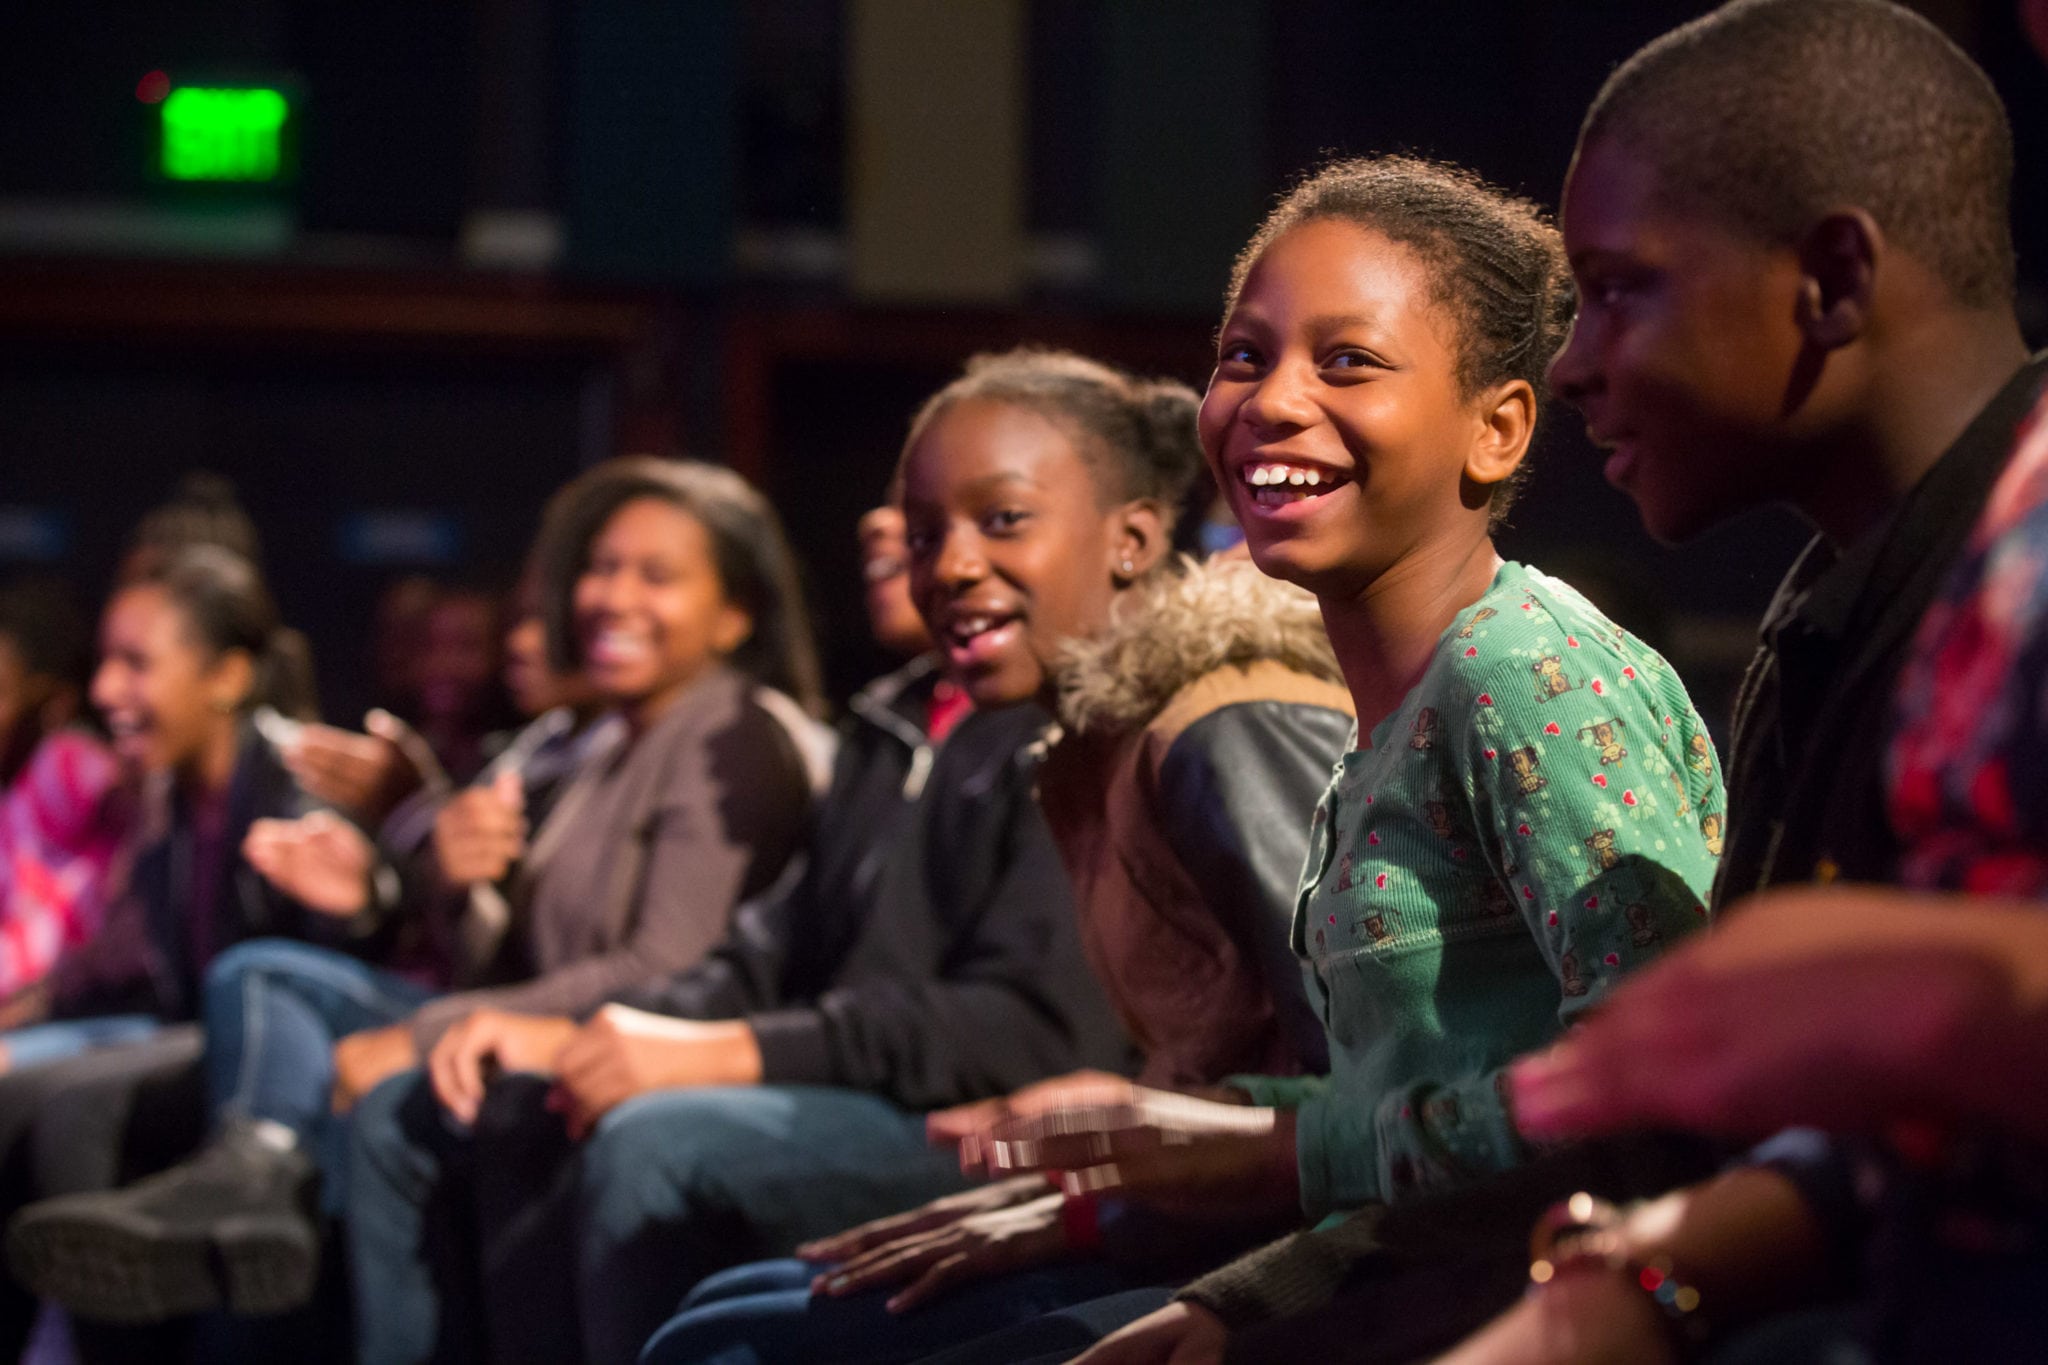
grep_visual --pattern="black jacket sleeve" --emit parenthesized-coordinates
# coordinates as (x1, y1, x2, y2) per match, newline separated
(746, 705, 1135, 1111)
(1155, 701, 1351, 1076)
(606, 698, 927, 1023)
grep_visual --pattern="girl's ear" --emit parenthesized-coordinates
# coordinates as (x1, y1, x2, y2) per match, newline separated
(205, 649, 257, 717)
(1464, 378, 1537, 490)
(1109, 500, 1171, 586)
(711, 603, 754, 657)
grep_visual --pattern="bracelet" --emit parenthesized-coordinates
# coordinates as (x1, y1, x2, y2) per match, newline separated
(1528, 1192, 1710, 1353)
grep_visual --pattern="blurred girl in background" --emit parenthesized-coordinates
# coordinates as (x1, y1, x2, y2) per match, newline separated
(8, 459, 823, 1334)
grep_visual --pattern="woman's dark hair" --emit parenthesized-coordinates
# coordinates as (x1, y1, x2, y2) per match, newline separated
(1227, 155, 1574, 527)
(139, 545, 319, 721)
(123, 472, 264, 582)
(533, 457, 824, 717)
(900, 347, 1205, 539)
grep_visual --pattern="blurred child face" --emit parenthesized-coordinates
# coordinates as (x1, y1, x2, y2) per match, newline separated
(1548, 136, 1811, 542)
(1201, 219, 1497, 598)
(415, 594, 499, 723)
(902, 400, 1124, 708)
(91, 584, 243, 777)
(858, 506, 932, 657)
(573, 497, 751, 726)
(371, 576, 437, 705)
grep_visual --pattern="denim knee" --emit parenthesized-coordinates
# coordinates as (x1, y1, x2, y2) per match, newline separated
(348, 1069, 439, 1194)
(202, 937, 309, 996)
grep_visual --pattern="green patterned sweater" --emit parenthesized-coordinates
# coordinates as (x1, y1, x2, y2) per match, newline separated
(1234, 561, 1724, 1218)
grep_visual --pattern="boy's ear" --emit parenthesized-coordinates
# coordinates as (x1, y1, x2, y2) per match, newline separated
(1464, 378, 1537, 489)
(1110, 500, 1170, 585)
(1795, 209, 1881, 352)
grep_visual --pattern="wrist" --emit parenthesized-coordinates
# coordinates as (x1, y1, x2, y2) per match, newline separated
(533, 1016, 581, 1068)
(1530, 1193, 1709, 1358)
(684, 1020, 762, 1087)
(725, 1021, 764, 1085)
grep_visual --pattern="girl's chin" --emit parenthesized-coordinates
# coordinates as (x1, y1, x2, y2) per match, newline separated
(957, 660, 1046, 711)
(590, 663, 659, 698)
(1240, 535, 1329, 588)
(111, 735, 158, 770)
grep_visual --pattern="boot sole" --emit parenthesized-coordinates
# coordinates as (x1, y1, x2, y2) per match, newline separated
(7, 1202, 316, 1322)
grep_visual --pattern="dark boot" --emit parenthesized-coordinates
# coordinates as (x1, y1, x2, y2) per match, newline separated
(7, 1118, 318, 1323)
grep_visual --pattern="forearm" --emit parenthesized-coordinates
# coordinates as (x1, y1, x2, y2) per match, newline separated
(1575, 1165, 1834, 1328)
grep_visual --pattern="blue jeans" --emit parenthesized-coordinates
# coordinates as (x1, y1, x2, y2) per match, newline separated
(639, 1256, 1142, 1365)
(347, 1075, 972, 1365)
(202, 938, 433, 1206)
(909, 1288, 1176, 1364)
(1, 1014, 161, 1071)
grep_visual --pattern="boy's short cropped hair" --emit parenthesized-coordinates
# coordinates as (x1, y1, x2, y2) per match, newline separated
(1581, 0, 2014, 308)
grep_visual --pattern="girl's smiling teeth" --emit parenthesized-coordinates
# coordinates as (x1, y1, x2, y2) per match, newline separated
(1242, 462, 1347, 507)
(587, 627, 653, 666)
(943, 610, 1022, 667)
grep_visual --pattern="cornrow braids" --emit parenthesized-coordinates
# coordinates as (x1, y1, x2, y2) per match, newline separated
(1226, 156, 1574, 527)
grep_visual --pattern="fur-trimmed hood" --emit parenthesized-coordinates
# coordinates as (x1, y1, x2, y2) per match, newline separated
(1056, 557, 1343, 735)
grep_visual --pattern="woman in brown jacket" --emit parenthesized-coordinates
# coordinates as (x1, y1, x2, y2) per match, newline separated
(10, 458, 822, 1326)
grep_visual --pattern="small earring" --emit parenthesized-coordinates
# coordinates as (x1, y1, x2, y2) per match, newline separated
(1119, 558, 1135, 576)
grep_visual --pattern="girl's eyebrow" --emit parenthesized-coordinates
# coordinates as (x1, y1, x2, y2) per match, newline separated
(1304, 311, 1389, 333)
(1223, 309, 1390, 337)
(957, 471, 1045, 496)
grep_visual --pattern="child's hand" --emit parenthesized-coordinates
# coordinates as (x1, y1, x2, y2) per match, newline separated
(331, 1023, 419, 1112)
(244, 812, 375, 916)
(984, 1088, 1299, 1220)
(795, 1176, 1053, 1264)
(811, 1191, 1070, 1314)
(284, 711, 432, 824)
(549, 1006, 762, 1139)
(433, 771, 527, 886)
(929, 1070, 1138, 1175)
(427, 1008, 577, 1124)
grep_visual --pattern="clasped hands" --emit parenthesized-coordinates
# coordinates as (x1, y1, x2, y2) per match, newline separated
(330, 1003, 763, 1134)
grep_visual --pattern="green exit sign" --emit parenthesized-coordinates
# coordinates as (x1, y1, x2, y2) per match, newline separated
(159, 87, 292, 183)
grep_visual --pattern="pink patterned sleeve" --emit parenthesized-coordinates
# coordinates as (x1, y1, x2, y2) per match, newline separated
(0, 734, 125, 996)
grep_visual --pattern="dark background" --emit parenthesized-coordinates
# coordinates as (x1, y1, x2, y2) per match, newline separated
(2, 1, 2043, 726)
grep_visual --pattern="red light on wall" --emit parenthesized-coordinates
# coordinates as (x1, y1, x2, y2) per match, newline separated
(136, 70, 171, 104)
